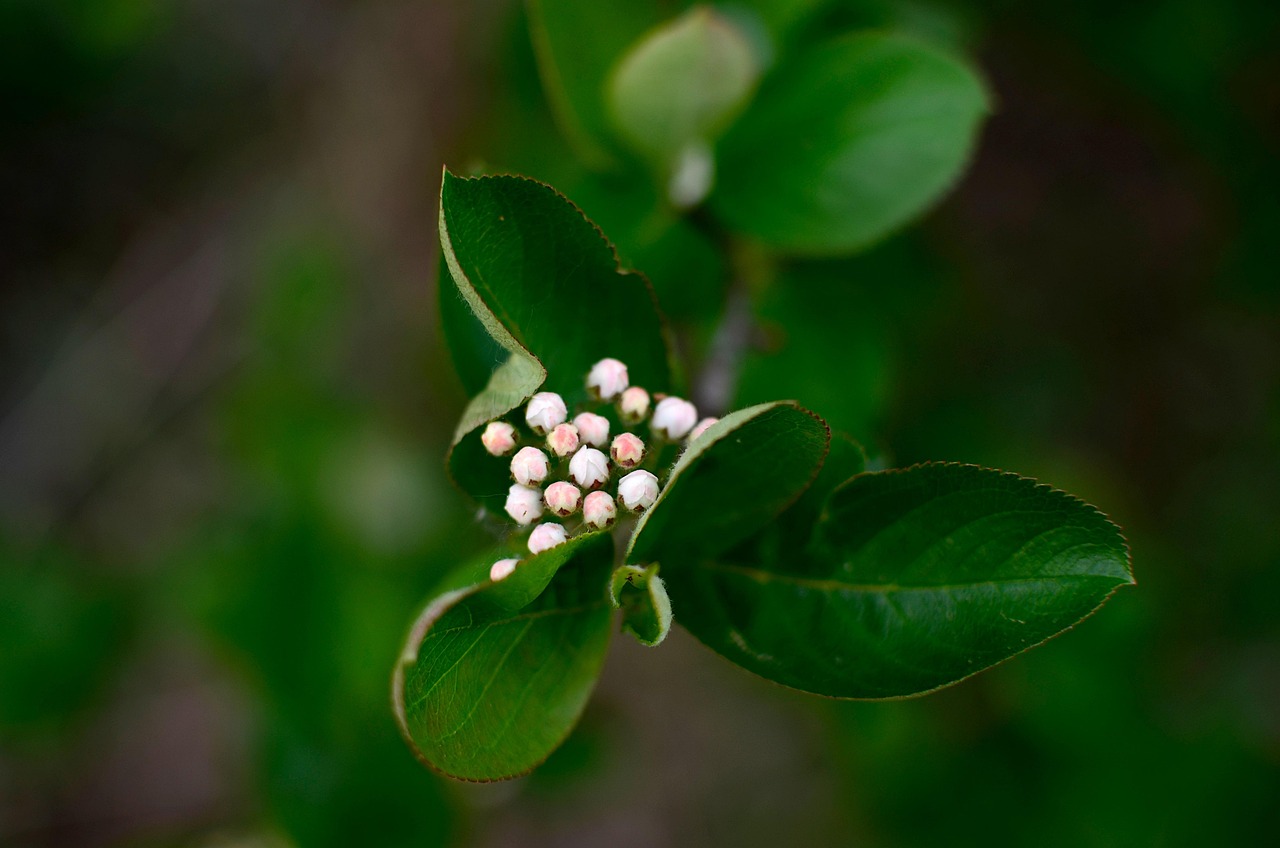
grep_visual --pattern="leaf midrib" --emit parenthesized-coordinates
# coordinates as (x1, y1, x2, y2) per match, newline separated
(698, 560, 1126, 593)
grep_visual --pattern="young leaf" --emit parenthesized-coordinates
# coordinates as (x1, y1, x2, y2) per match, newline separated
(664, 463, 1134, 699)
(609, 564, 673, 647)
(628, 401, 830, 564)
(711, 32, 990, 255)
(438, 171, 676, 506)
(393, 532, 615, 782)
(607, 7, 761, 202)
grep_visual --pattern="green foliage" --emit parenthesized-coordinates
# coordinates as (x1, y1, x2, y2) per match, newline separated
(394, 533, 615, 781)
(667, 463, 1133, 698)
(712, 32, 990, 254)
(401, 167, 1133, 781)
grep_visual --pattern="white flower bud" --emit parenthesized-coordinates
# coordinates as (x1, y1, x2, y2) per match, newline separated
(528, 522, 567, 554)
(573, 412, 610, 448)
(569, 447, 610, 490)
(510, 446, 550, 486)
(610, 432, 645, 468)
(586, 357, 629, 400)
(617, 469, 660, 513)
(489, 557, 519, 581)
(504, 484, 543, 525)
(525, 391, 567, 435)
(582, 490, 617, 529)
(480, 421, 517, 456)
(546, 423, 580, 458)
(619, 386, 650, 423)
(688, 417, 719, 441)
(544, 481, 581, 517)
(651, 396, 698, 440)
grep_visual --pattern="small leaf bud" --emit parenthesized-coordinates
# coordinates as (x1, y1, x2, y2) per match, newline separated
(688, 417, 719, 441)
(544, 481, 582, 517)
(619, 386, 651, 423)
(528, 522, 568, 554)
(504, 483, 544, 525)
(582, 491, 617, 529)
(573, 412, 611, 448)
(610, 432, 646, 468)
(587, 357, 630, 400)
(617, 469, 660, 513)
(546, 422, 580, 457)
(525, 391, 568, 435)
(510, 446, 550, 486)
(480, 421, 517, 456)
(569, 446, 610, 490)
(651, 396, 698, 440)
(489, 557, 519, 581)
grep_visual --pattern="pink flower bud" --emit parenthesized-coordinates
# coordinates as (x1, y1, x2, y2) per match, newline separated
(528, 522, 567, 554)
(582, 490, 617, 529)
(619, 386, 650, 423)
(480, 421, 517, 456)
(525, 391, 567, 435)
(586, 357, 629, 400)
(569, 447, 610, 490)
(573, 412, 610, 448)
(544, 481, 582, 517)
(610, 432, 645, 468)
(489, 557, 519, 581)
(510, 446, 550, 486)
(651, 396, 698, 440)
(688, 417, 719, 441)
(504, 484, 543, 525)
(545, 422, 580, 457)
(617, 469, 660, 513)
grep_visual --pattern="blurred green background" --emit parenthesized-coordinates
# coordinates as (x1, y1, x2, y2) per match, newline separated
(2, 1, 1278, 846)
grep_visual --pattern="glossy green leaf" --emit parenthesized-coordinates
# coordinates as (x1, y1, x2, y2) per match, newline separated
(393, 532, 615, 782)
(437, 252, 503, 398)
(665, 463, 1134, 699)
(609, 564, 673, 647)
(439, 171, 675, 507)
(628, 401, 830, 564)
(607, 7, 760, 186)
(526, 0, 662, 168)
(712, 32, 989, 255)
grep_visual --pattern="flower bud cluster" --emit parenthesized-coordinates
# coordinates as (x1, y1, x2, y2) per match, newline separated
(481, 357, 721, 574)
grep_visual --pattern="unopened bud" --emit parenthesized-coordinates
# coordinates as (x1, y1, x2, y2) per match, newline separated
(504, 483, 544, 525)
(617, 469, 660, 513)
(489, 557, 519, 581)
(480, 421, 517, 456)
(544, 481, 582, 516)
(528, 522, 567, 554)
(587, 357, 630, 401)
(610, 432, 646, 468)
(573, 412, 610, 448)
(525, 391, 567, 435)
(652, 396, 698, 440)
(569, 447, 610, 490)
(619, 386, 650, 423)
(688, 417, 719, 441)
(510, 446, 550, 486)
(546, 422, 580, 457)
(582, 490, 617, 529)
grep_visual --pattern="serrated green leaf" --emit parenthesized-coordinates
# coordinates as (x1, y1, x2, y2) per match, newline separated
(438, 171, 676, 507)
(438, 252, 504, 397)
(393, 532, 615, 782)
(665, 463, 1134, 699)
(609, 564, 673, 647)
(628, 401, 830, 564)
(712, 32, 989, 255)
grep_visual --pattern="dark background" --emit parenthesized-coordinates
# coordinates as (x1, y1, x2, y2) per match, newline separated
(2, 1, 1278, 846)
